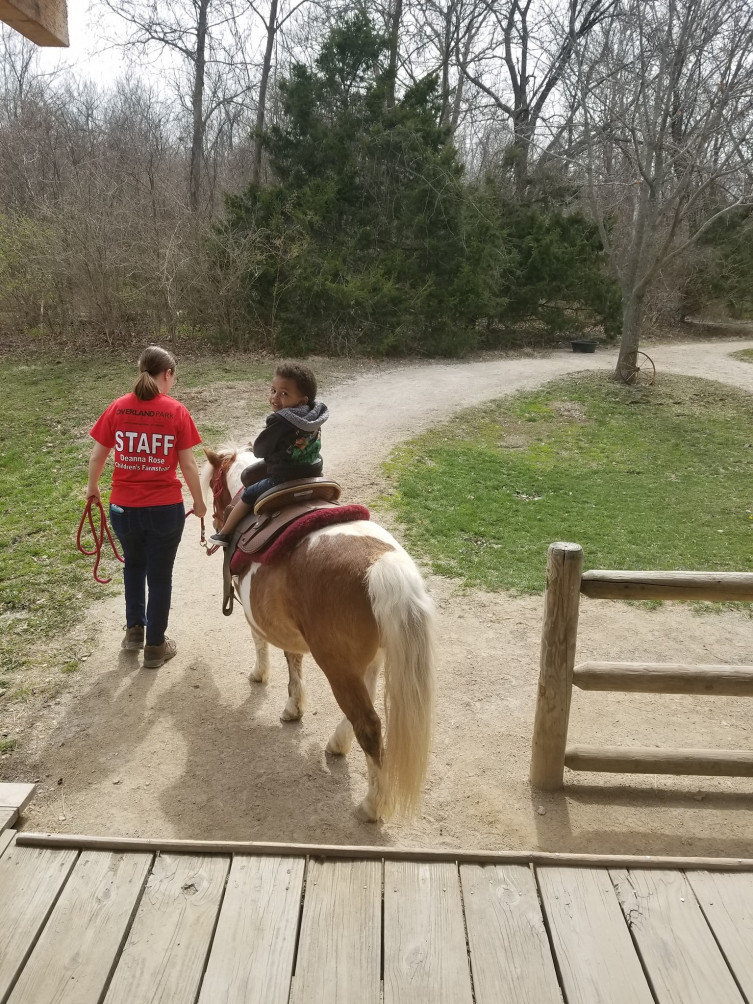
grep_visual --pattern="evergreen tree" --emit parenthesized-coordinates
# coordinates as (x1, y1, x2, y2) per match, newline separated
(218, 15, 618, 355)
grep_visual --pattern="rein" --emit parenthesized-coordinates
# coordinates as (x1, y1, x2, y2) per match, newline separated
(76, 496, 124, 585)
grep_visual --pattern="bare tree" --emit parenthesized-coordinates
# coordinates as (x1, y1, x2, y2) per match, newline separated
(394, 0, 483, 136)
(243, 0, 315, 184)
(99, 0, 248, 212)
(575, 0, 753, 373)
(458, 0, 616, 193)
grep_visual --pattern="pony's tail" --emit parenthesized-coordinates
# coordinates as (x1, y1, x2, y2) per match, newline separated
(367, 549, 435, 819)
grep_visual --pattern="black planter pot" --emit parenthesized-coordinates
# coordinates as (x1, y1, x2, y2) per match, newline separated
(571, 339, 598, 353)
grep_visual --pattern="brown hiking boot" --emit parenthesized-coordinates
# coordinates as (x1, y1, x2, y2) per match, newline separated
(121, 624, 145, 650)
(143, 637, 177, 669)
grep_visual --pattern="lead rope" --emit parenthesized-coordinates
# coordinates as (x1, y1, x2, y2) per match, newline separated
(79, 502, 211, 584)
(189, 510, 218, 554)
(76, 496, 124, 585)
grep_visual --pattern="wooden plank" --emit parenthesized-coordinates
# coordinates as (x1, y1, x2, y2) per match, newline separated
(15, 832, 753, 870)
(530, 542, 583, 790)
(580, 569, 753, 602)
(460, 864, 561, 1004)
(7, 849, 151, 1004)
(384, 860, 473, 1004)
(290, 859, 381, 1004)
(686, 871, 753, 1002)
(573, 662, 753, 696)
(537, 866, 653, 1004)
(0, 841, 78, 1002)
(0, 828, 14, 858)
(565, 745, 753, 776)
(0, 0, 69, 46)
(104, 853, 229, 1004)
(0, 783, 36, 813)
(611, 869, 744, 1003)
(0, 807, 16, 833)
(197, 854, 304, 1004)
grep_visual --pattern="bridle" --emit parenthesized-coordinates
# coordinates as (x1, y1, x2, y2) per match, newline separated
(206, 454, 236, 555)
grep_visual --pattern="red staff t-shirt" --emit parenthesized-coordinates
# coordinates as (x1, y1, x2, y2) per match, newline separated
(90, 392, 202, 507)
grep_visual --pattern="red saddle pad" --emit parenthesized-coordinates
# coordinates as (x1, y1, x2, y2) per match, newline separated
(229, 504, 370, 574)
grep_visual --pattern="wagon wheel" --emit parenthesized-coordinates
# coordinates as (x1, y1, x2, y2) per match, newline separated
(619, 351, 656, 386)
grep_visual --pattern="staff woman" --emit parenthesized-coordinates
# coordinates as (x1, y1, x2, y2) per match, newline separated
(86, 346, 207, 668)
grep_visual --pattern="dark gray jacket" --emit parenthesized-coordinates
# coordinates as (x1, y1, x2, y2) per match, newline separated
(253, 401, 329, 480)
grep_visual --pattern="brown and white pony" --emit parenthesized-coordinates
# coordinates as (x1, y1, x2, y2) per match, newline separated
(202, 447, 435, 822)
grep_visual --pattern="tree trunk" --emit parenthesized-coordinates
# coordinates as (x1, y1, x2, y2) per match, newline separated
(509, 120, 531, 196)
(386, 0, 403, 110)
(189, 0, 209, 213)
(450, 27, 473, 135)
(252, 0, 279, 186)
(439, 6, 453, 127)
(615, 288, 645, 379)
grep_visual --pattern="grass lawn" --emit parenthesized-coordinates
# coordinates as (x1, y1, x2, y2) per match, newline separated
(384, 372, 753, 594)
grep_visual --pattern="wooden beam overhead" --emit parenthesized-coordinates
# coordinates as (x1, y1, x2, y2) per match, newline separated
(0, 0, 69, 46)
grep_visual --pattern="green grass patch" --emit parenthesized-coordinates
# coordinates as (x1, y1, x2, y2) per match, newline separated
(731, 348, 753, 364)
(0, 739, 18, 754)
(0, 356, 135, 681)
(384, 373, 753, 594)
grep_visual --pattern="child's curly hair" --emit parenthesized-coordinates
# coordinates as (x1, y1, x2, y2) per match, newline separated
(276, 362, 317, 402)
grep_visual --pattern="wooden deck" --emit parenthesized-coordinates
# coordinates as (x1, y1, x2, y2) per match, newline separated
(2, 787, 753, 1003)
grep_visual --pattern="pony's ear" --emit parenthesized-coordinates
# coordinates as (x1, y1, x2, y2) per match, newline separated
(204, 447, 221, 466)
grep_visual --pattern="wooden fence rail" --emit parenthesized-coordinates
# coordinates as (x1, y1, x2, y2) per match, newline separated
(529, 542, 753, 790)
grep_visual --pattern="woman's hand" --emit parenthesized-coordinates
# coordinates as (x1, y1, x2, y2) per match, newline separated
(179, 448, 208, 521)
(191, 497, 208, 519)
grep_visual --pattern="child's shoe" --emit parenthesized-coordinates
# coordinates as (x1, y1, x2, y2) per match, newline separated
(209, 532, 230, 547)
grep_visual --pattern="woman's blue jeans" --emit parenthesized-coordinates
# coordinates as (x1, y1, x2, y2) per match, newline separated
(110, 503, 185, 647)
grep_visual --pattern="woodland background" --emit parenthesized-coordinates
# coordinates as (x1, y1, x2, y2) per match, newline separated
(2, 0, 753, 362)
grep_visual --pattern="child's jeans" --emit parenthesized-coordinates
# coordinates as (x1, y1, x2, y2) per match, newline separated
(240, 477, 279, 508)
(109, 503, 185, 646)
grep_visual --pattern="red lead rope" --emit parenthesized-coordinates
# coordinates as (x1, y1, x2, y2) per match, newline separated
(186, 509, 215, 551)
(78, 500, 209, 584)
(76, 496, 125, 584)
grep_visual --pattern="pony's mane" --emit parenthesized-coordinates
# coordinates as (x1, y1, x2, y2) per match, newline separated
(199, 443, 255, 495)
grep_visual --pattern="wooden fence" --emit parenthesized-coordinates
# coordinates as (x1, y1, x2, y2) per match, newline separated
(529, 542, 753, 790)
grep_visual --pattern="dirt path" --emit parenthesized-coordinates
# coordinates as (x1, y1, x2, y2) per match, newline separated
(7, 339, 753, 855)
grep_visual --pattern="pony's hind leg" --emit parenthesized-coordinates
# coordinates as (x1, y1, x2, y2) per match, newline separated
(248, 628, 270, 684)
(280, 651, 305, 721)
(326, 655, 382, 756)
(360, 757, 387, 824)
(325, 664, 385, 822)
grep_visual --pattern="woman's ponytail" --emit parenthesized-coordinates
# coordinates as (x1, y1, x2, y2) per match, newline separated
(133, 346, 177, 401)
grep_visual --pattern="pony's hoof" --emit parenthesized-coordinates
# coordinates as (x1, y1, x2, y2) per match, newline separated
(248, 669, 268, 684)
(280, 703, 302, 722)
(355, 798, 380, 823)
(326, 737, 352, 756)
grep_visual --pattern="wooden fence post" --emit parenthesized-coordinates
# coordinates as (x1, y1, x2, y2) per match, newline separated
(530, 542, 584, 790)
